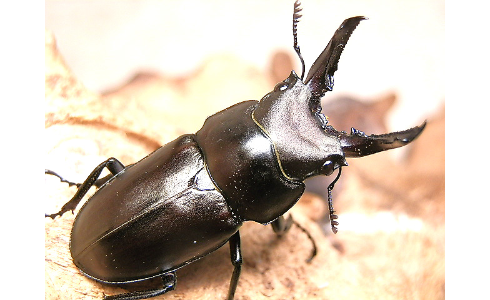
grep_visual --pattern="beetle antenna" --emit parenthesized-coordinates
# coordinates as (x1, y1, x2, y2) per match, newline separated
(293, 0, 305, 80)
(327, 167, 342, 234)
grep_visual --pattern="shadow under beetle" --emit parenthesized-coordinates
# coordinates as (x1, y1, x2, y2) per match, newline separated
(45, 1, 426, 299)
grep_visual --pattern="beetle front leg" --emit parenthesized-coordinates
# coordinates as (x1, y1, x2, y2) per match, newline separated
(271, 215, 317, 262)
(271, 214, 293, 236)
(227, 232, 242, 300)
(45, 157, 125, 219)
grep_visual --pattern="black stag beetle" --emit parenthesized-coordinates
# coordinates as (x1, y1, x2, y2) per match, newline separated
(45, 1, 425, 300)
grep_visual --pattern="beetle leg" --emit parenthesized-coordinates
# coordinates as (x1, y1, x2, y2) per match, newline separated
(45, 157, 125, 219)
(45, 169, 113, 188)
(103, 272, 176, 300)
(271, 215, 318, 262)
(45, 169, 82, 187)
(227, 232, 242, 300)
(271, 214, 293, 236)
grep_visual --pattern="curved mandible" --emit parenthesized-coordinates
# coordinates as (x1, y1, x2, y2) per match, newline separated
(305, 16, 367, 99)
(334, 121, 427, 157)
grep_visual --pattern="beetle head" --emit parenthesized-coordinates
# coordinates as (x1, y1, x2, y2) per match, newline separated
(253, 71, 346, 181)
(253, 14, 425, 182)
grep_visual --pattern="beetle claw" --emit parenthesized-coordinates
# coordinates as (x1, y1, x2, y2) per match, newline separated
(45, 211, 64, 219)
(45, 213, 56, 219)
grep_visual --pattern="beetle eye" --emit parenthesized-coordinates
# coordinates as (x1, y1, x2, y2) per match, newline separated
(321, 160, 335, 176)
(321, 155, 347, 176)
(273, 81, 289, 92)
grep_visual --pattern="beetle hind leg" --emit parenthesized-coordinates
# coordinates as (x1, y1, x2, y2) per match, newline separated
(103, 272, 176, 300)
(45, 157, 125, 219)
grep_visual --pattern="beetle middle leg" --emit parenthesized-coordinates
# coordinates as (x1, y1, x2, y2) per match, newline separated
(227, 232, 242, 300)
(103, 272, 176, 300)
(45, 157, 125, 219)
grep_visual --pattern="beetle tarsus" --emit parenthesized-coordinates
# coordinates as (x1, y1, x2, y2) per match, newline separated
(45, 211, 74, 219)
(103, 272, 176, 300)
(45, 169, 81, 187)
(45, 158, 125, 218)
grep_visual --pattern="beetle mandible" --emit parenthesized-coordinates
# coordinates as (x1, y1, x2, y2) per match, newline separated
(45, 1, 425, 300)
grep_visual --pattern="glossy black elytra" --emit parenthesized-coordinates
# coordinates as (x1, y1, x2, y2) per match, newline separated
(45, 1, 425, 300)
